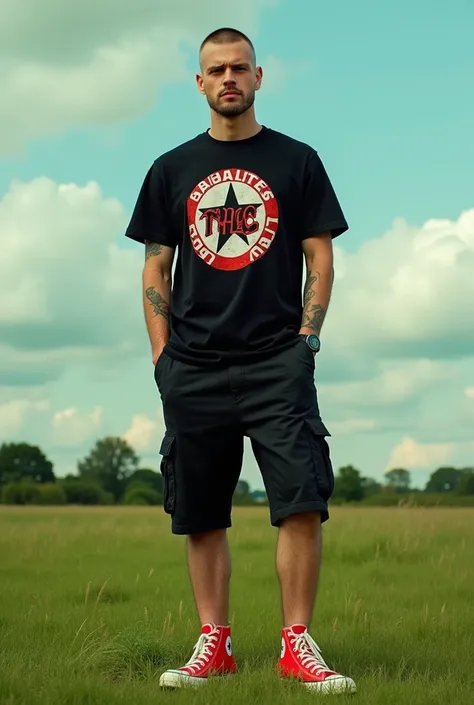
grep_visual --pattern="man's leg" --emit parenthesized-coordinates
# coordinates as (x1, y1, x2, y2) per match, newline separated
(276, 511, 322, 628)
(154, 354, 242, 689)
(187, 528, 231, 626)
(243, 339, 356, 693)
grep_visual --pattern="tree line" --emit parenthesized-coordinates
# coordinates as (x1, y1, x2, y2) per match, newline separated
(0, 437, 473, 507)
(331, 464, 474, 506)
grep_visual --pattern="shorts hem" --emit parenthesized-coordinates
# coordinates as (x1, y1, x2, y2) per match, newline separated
(270, 500, 329, 527)
(171, 517, 232, 535)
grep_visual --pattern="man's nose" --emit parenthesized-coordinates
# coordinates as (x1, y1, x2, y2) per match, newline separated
(223, 71, 237, 84)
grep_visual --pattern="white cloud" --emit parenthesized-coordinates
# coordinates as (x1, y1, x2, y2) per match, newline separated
(322, 358, 454, 410)
(387, 436, 453, 471)
(52, 406, 103, 447)
(326, 209, 474, 359)
(123, 408, 166, 452)
(0, 177, 146, 386)
(1, 30, 188, 153)
(0, 398, 49, 436)
(0, 0, 277, 153)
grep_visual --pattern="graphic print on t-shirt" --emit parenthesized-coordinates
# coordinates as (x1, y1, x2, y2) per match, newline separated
(187, 168, 279, 271)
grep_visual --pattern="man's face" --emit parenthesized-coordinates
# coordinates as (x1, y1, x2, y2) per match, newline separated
(197, 40, 263, 117)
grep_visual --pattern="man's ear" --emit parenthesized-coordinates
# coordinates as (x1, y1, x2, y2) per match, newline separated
(196, 72, 206, 95)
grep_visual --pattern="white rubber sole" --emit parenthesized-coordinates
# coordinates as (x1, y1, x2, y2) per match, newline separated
(159, 669, 356, 694)
(159, 670, 235, 689)
(302, 675, 357, 694)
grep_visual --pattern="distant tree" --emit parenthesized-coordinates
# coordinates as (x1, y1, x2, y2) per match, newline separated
(2, 481, 40, 504)
(123, 485, 162, 506)
(61, 477, 113, 505)
(334, 465, 365, 502)
(235, 479, 250, 496)
(457, 468, 474, 495)
(361, 477, 382, 496)
(34, 483, 67, 505)
(2, 481, 67, 505)
(127, 468, 163, 495)
(425, 466, 464, 493)
(232, 479, 255, 505)
(385, 468, 411, 493)
(0, 442, 55, 486)
(77, 436, 139, 501)
(251, 490, 268, 504)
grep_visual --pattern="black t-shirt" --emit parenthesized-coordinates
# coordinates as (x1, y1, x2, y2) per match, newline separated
(125, 126, 348, 366)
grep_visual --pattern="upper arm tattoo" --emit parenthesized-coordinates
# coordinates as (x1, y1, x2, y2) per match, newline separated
(145, 241, 164, 261)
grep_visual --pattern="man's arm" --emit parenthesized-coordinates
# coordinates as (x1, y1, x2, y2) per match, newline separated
(300, 233, 334, 340)
(142, 240, 175, 364)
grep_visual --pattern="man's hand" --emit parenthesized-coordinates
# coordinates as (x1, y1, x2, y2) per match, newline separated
(152, 347, 164, 366)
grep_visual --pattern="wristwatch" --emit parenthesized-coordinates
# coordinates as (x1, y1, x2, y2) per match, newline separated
(299, 333, 321, 353)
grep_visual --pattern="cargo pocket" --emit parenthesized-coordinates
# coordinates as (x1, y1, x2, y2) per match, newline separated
(159, 433, 176, 514)
(304, 419, 335, 501)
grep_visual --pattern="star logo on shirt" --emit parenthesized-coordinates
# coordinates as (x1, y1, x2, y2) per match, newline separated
(187, 167, 279, 271)
(198, 184, 262, 253)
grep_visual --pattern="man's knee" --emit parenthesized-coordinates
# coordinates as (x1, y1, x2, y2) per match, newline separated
(187, 527, 228, 543)
(279, 510, 323, 532)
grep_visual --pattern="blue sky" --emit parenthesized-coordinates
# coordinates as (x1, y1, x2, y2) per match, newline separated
(1, 0, 473, 493)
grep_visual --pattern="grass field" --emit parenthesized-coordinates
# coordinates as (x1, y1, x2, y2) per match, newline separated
(1, 505, 473, 704)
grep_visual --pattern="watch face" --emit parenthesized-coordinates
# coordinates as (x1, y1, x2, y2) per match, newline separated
(307, 334, 320, 352)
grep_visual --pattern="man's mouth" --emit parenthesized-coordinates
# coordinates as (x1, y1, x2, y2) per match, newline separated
(221, 90, 240, 97)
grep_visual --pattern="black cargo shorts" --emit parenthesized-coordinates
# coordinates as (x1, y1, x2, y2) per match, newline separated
(154, 338, 335, 535)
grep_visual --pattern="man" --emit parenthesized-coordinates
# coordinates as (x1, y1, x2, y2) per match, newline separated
(125, 27, 356, 695)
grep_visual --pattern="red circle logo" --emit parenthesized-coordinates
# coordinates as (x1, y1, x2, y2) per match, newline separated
(187, 168, 279, 271)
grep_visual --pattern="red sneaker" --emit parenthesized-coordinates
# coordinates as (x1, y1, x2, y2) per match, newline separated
(278, 625, 356, 694)
(159, 623, 237, 689)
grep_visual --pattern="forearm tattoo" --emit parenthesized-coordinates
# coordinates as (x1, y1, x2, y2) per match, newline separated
(145, 242, 164, 260)
(145, 286, 169, 321)
(302, 270, 326, 335)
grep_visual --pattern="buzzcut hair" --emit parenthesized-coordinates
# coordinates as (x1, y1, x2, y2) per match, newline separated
(199, 27, 256, 66)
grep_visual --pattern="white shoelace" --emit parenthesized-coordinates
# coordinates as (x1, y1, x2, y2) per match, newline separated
(183, 629, 219, 674)
(290, 631, 332, 675)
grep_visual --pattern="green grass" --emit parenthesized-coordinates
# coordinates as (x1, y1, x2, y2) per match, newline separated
(0, 505, 473, 704)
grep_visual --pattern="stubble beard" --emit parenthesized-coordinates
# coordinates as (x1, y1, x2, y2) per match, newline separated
(207, 90, 255, 117)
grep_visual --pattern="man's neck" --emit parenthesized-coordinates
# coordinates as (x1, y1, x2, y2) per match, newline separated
(208, 110, 262, 142)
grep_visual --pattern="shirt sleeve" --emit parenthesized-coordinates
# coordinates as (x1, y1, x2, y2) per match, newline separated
(124, 160, 178, 248)
(300, 149, 349, 240)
